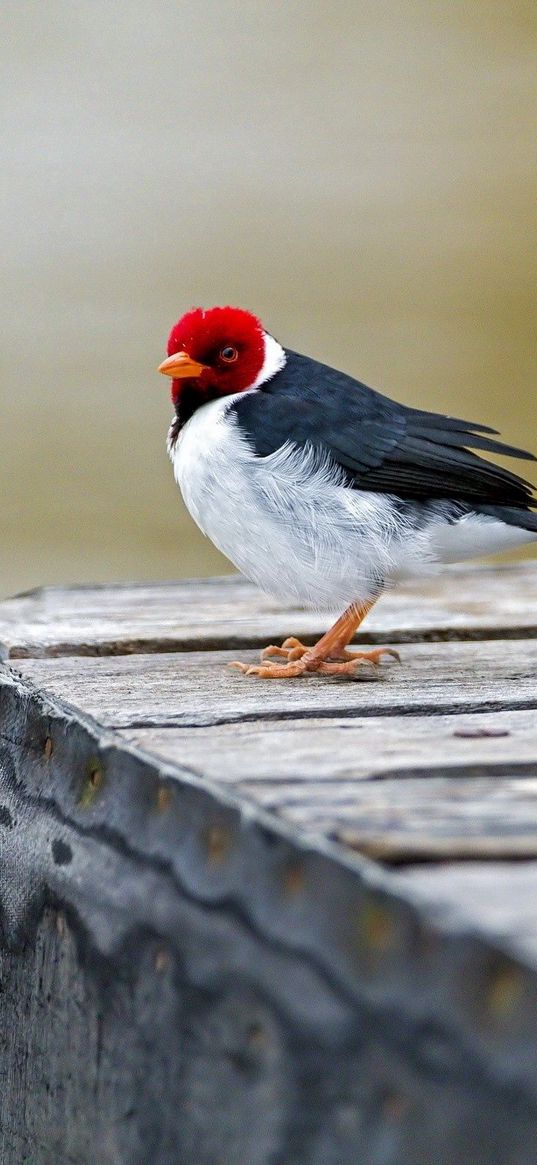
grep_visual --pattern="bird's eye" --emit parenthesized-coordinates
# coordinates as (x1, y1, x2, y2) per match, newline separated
(219, 345, 238, 363)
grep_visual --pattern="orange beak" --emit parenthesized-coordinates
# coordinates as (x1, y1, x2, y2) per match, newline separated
(158, 350, 208, 378)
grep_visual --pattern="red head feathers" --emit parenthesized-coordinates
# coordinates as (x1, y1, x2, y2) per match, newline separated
(159, 305, 266, 406)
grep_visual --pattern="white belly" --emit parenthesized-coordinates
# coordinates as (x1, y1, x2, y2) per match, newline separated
(170, 396, 536, 610)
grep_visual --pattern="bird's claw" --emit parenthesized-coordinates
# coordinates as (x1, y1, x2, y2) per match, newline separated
(260, 638, 400, 667)
(355, 646, 401, 665)
(261, 636, 308, 661)
(229, 646, 399, 679)
(228, 658, 307, 678)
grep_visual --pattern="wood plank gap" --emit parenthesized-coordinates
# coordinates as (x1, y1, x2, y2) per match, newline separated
(110, 697, 537, 731)
(338, 836, 537, 864)
(6, 623, 537, 660)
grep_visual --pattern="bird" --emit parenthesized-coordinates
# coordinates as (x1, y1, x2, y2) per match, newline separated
(158, 305, 537, 679)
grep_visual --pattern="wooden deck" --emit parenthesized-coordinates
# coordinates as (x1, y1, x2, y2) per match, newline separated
(1, 563, 537, 1163)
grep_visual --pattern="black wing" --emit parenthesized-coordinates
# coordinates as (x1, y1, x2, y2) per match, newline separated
(232, 350, 537, 507)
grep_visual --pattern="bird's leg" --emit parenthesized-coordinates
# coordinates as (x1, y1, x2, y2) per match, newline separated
(230, 597, 400, 679)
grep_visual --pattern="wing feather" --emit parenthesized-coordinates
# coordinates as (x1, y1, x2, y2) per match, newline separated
(232, 350, 537, 509)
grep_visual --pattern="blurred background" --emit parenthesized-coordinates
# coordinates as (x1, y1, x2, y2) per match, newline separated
(1, 1, 535, 599)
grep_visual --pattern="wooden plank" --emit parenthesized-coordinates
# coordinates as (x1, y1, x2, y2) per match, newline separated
(120, 711, 537, 862)
(1, 562, 537, 658)
(120, 709, 537, 784)
(4, 664, 537, 1165)
(12, 637, 537, 728)
(396, 861, 537, 964)
(119, 710, 537, 862)
(11, 648, 537, 860)
(265, 773, 537, 861)
(4, 562, 537, 1162)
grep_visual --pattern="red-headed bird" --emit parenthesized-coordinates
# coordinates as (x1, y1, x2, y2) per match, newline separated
(159, 306, 537, 678)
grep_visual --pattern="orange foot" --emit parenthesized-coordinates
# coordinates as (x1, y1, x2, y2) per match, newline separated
(229, 599, 400, 680)
(260, 636, 399, 666)
(229, 636, 400, 679)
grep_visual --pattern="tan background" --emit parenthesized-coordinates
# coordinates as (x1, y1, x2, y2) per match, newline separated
(1, 1, 536, 598)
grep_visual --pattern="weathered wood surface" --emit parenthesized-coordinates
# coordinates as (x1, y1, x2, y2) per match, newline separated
(396, 861, 537, 963)
(11, 647, 537, 863)
(120, 709, 537, 782)
(1, 561, 537, 657)
(5, 567, 537, 876)
(12, 637, 537, 725)
(2, 563, 537, 1164)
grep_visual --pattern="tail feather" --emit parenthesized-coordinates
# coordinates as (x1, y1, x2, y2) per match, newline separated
(478, 505, 537, 534)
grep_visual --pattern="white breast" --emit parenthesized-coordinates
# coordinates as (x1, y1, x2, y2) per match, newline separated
(171, 395, 422, 609)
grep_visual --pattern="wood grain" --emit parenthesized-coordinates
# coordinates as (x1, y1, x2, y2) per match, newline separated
(280, 773, 537, 861)
(120, 710, 537, 861)
(12, 637, 537, 729)
(4, 567, 537, 898)
(120, 709, 537, 784)
(396, 861, 537, 962)
(4, 568, 537, 1160)
(2, 562, 537, 657)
